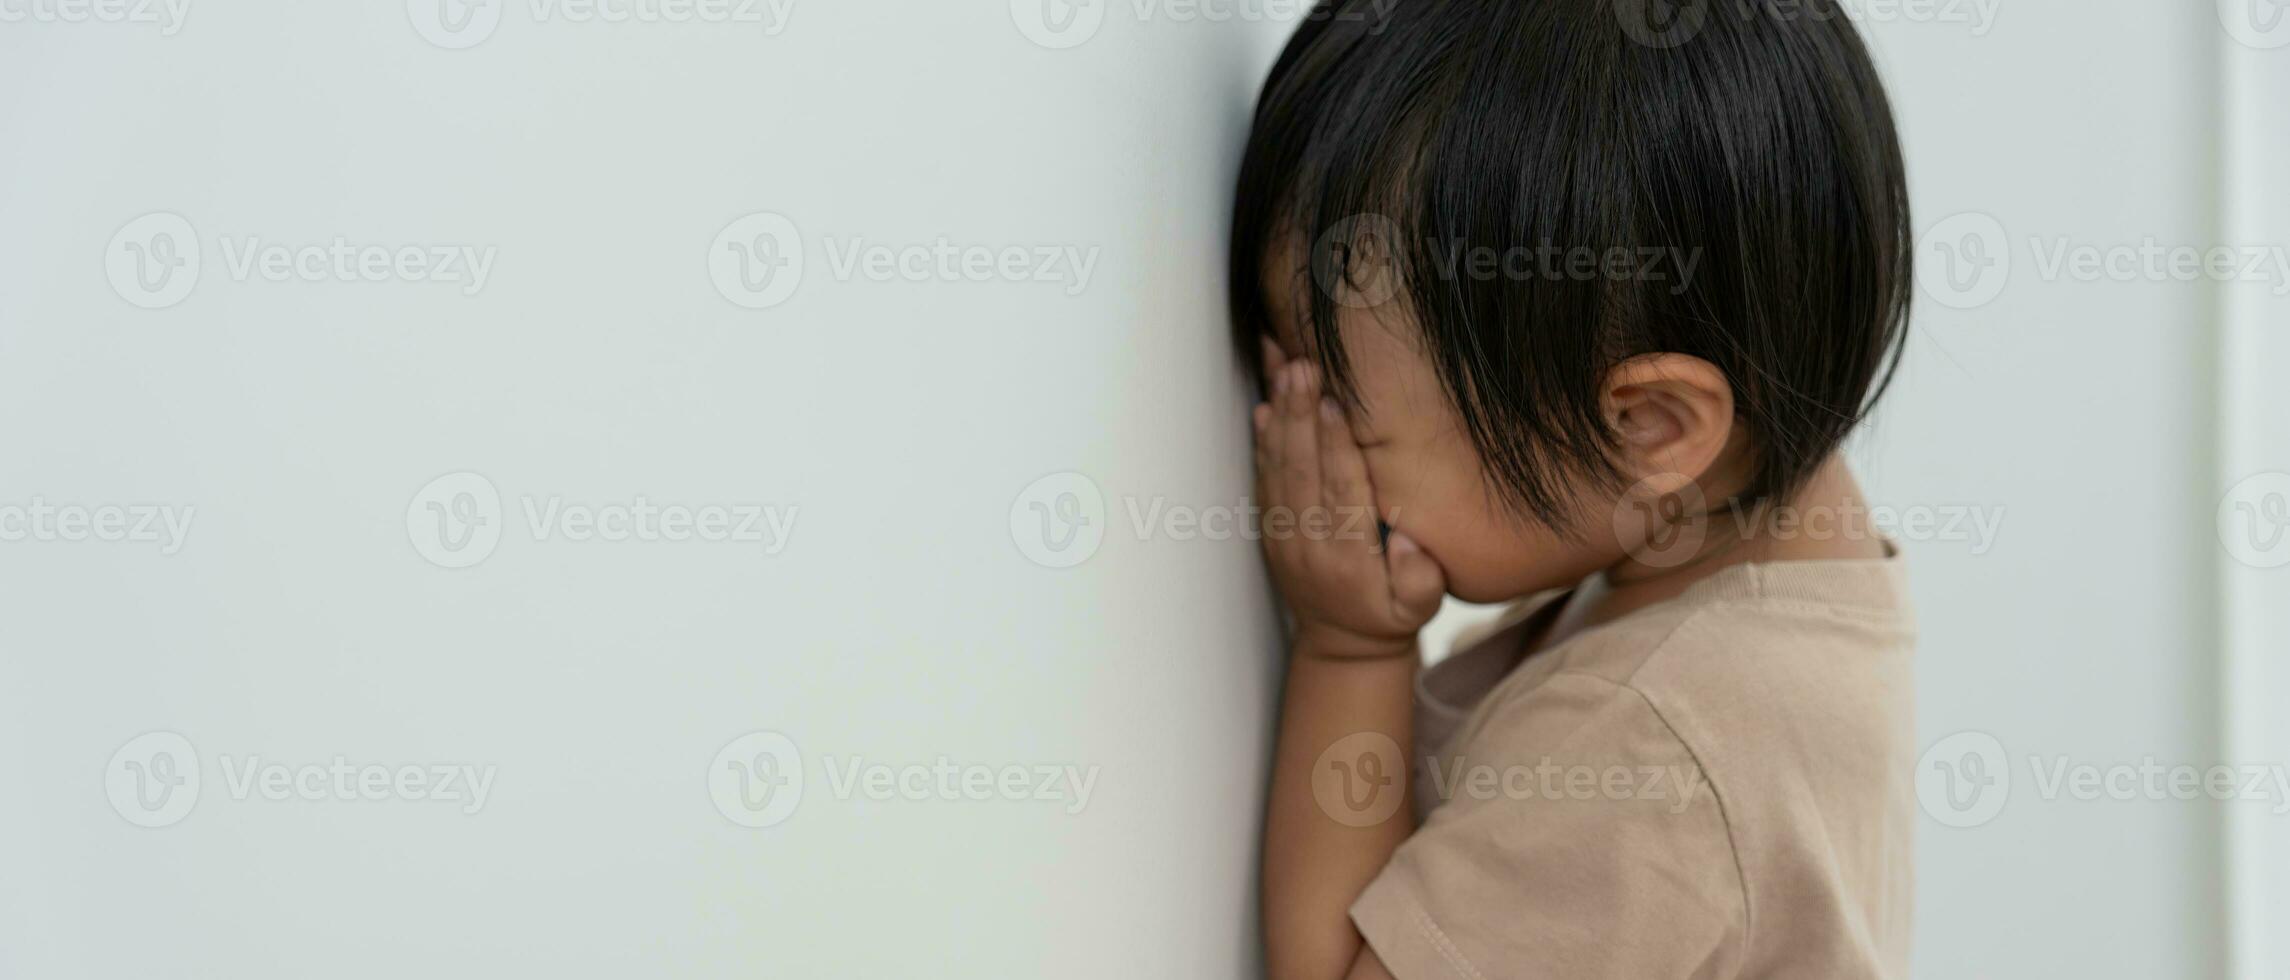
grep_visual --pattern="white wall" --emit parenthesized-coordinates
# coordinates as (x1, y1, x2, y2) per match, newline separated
(0, 4, 1293, 977)
(1875, 2, 2228, 975)
(2219, 4, 2290, 975)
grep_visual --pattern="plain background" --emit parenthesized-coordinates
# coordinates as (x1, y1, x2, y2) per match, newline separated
(3, 1, 2285, 977)
(0, 5, 1291, 977)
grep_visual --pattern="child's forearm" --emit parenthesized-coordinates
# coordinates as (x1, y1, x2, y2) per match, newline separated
(1263, 633, 1418, 980)
(1250, 354, 1441, 979)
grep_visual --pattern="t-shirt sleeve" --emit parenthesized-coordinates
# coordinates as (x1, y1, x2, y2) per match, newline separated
(1351, 672, 1747, 980)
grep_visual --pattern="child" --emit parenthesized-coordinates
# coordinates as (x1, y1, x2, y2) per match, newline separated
(1235, 2, 1916, 978)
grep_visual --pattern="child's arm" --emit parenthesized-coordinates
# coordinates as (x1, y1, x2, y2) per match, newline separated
(1264, 650, 1415, 980)
(1253, 349, 1446, 980)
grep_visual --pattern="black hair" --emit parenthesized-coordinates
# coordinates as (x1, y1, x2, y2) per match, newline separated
(1229, 0, 1913, 526)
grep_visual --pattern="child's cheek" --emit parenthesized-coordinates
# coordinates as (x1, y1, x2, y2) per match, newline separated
(1359, 451, 1411, 527)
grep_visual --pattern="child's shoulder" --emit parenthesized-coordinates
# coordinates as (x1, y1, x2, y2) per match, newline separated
(1421, 555, 1916, 839)
(1392, 556, 1918, 974)
(1461, 553, 1915, 737)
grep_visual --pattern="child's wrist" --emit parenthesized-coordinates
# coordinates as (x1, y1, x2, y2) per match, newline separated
(1292, 623, 1420, 662)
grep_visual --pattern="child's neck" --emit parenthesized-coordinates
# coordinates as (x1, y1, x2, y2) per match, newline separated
(1548, 457, 1887, 647)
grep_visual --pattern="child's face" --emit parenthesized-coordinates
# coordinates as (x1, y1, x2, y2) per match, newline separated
(1261, 250, 1628, 604)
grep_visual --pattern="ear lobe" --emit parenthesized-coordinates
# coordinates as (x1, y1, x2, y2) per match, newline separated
(1602, 354, 1735, 484)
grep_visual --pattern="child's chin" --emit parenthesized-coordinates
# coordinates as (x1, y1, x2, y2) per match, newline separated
(1444, 577, 1529, 607)
(1445, 563, 1599, 606)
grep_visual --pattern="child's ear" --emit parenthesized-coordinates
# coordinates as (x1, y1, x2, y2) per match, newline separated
(1600, 354, 1737, 485)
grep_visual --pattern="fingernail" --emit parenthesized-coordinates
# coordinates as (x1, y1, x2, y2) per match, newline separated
(1388, 530, 1419, 554)
(1319, 399, 1340, 423)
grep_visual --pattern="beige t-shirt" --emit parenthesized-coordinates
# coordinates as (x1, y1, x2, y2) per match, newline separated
(1351, 554, 1916, 979)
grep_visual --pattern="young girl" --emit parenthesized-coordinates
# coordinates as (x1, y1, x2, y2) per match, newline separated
(1235, 3, 1916, 978)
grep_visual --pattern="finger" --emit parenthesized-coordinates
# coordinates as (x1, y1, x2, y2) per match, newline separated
(1259, 336, 1289, 395)
(1315, 396, 1374, 555)
(1252, 401, 1274, 478)
(1383, 530, 1448, 625)
(1257, 381, 1287, 506)
(1279, 362, 1321, 511)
